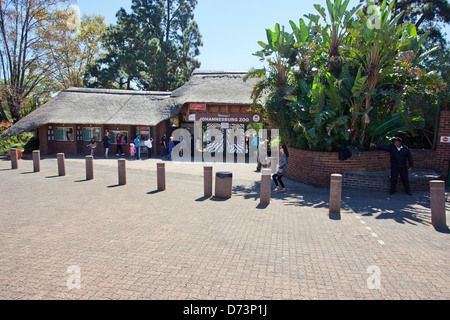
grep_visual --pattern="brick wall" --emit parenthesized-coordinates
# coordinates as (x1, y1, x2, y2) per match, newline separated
(342, 169, 442, 192)
(286, 111, 450, 188)
(435, 110, 450, 181)
(285, 149, 391, 188)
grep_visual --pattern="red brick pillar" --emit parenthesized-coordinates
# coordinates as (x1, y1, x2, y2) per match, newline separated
(436, 111, 450, 182)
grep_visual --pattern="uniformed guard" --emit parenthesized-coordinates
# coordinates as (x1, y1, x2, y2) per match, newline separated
(370, 138, 414, 196)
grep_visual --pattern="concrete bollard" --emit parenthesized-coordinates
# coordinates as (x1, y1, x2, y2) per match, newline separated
(57, 153, 66, 176)
(32, 150, 40, 172)
(430, 180, 446, 227)
(260, 169, 272, 205)
(157, 163, 166, 191)
(329, 174, 343, 215)
(204, 166, 213, 198)
(10, 148, 18, 170)
(86, 156, 94, 180)
(118, 159, 126, 185)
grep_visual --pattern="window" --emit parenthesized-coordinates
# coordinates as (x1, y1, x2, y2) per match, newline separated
(55, 127, 74, 141)
(109, 131, 128, 145)
(83, 127, 101, 141)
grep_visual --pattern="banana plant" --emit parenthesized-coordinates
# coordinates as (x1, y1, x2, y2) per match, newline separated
(305, 0, 361, 75)
(344, 0, 428, 144)
(253, 23, 297, 91)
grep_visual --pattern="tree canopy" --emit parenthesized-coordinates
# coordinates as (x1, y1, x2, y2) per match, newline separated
(85, 0, 203, 92)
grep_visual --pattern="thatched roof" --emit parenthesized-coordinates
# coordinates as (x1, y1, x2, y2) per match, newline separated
(171, 70, 259, 105)
(1, 88, 175, 138)
(1, 70, 261, 139)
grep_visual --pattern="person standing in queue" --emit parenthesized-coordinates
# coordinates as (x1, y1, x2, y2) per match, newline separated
(166, 137, 175, 161)
(103, 131, 110, 159)
(144, 137, 153, 159)
(134, 134, 141, 160)
(161, 134, 167, 159)
(116, 134, 125, 156)
(370, 137, 413, 196)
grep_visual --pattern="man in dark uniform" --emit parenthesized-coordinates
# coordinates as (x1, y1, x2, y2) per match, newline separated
(370, 138, 414, 195)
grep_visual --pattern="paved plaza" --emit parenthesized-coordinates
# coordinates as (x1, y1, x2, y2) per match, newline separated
(0, 155, 449, 300)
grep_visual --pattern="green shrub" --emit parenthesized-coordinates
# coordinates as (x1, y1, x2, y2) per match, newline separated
(23, 135, 40, 152)
(0, 132, 34, 155)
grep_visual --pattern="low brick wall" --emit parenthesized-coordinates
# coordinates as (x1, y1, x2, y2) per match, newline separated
(342, 169, 442, 192)
(285, 148, 391, 188)
(286, 148, 444, 189)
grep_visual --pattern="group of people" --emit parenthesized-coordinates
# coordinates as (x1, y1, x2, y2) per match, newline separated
(86, 131, 179, 162)
(160, 134, 175, 160)
(86, 131, 153, 160)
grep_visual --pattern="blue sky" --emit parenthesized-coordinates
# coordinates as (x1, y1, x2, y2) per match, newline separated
(75, 0, 449, 71)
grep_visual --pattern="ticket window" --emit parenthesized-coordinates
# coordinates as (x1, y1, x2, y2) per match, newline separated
(136, 127, 152, 154)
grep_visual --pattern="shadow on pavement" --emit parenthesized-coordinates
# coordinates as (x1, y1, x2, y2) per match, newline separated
(433, 225, 450, 234)
(232, 179, 330, 210)
(341, 188, 450, 226)
(233, 177, 449, 228)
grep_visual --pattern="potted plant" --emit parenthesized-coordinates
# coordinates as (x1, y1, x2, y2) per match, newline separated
(8, 148, 24, 159)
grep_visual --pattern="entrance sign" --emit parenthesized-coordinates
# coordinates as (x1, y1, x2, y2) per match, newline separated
(189, 113, 262, 123)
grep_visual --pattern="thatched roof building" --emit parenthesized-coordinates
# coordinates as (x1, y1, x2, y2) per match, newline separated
(1, 70, 260, 140)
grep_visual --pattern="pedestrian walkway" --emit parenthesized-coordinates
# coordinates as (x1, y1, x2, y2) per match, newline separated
(0, 155, 448, 300)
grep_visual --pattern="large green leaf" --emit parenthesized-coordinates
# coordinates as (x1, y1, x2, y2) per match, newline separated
(352, 68, 367, 99)
(370, 113, 403, 136)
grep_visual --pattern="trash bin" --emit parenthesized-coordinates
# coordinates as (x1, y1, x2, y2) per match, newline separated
(215, 171, 233, 199)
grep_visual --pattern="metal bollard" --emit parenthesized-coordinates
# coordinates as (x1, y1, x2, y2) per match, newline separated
(118, 159, 126, 185)
(260, 169, 272, 205)
(57, 153, 66, 176)
(86, 156, 94, 180)
(329, 174, 343, 214)
(430, 180, 446, 227)
(10, 148, 18, 170)
(157, 163, 166, 191)
(204, 166, 213, 198)
(33, 150, 40, 172)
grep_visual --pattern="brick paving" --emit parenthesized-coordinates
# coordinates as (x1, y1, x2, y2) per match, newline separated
(0, 155, 449, 300)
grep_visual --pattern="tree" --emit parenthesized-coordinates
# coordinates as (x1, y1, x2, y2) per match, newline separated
(85, 9, 146, 90)
(36, 9, 106, 90)
(86, 0, 203, 91)
(0, 0, 72, 122)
